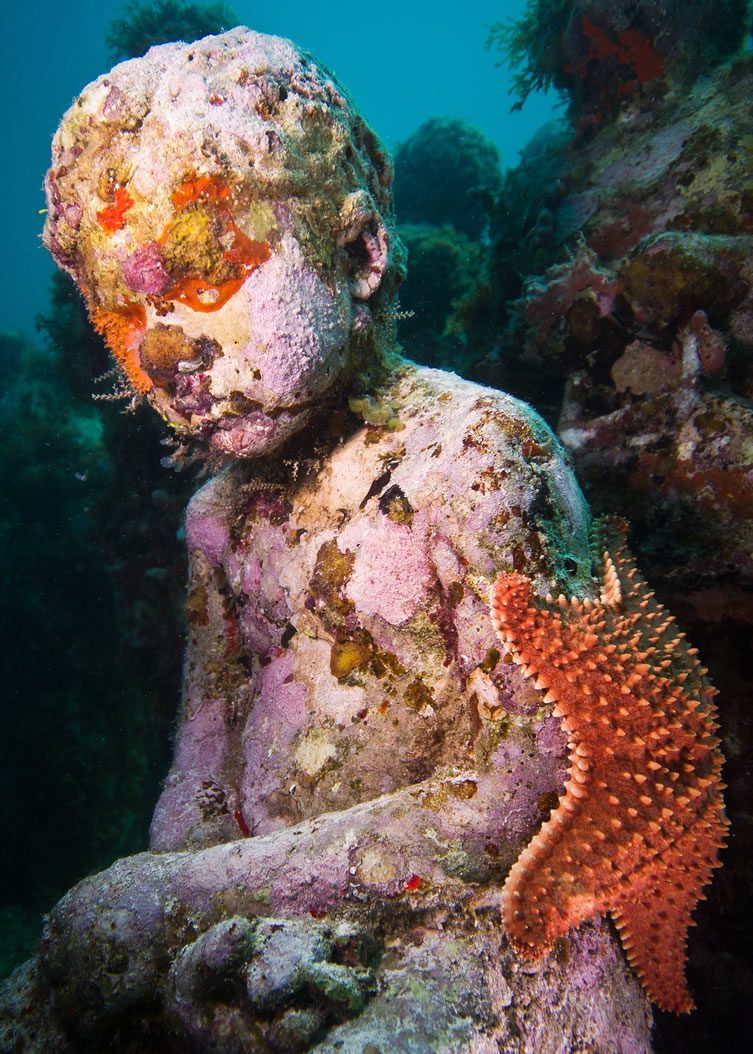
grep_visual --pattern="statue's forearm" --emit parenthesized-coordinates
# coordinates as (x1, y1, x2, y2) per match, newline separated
(44, 766, 512, 1016)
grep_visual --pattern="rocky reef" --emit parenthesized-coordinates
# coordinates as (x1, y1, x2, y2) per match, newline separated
(475, 5, 753, 602)
(0, 26, 661, 1054)
(489, 61, 753, 602)
(425, 3, 753, 1050)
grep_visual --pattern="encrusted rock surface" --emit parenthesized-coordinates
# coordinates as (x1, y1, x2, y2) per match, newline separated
(486, 55, 753, 600)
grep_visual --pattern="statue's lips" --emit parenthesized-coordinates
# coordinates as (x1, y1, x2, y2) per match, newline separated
(190, 371, 343, 457)
(204, 404, 314, 458)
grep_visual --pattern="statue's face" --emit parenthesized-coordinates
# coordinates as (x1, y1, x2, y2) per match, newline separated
(69, 163, 359, 458)
(43, 30, 399, 457)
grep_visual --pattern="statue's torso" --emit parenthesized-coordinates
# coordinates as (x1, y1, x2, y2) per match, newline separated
(152, 364, 590, 848)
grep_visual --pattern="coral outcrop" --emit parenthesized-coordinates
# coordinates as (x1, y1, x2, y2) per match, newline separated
(394, 117, 502, 240)
(107, 0, 238, 61)
(499, 59, 753, 596)
(391, 119, 502, 375)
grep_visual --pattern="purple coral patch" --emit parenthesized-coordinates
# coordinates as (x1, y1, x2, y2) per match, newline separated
(175, 373, 214, 416)
(122, 242, 172, 295)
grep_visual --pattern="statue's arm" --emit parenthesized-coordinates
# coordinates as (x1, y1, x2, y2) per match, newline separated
(151, 472, 253, 850)
(1, 763, 650, 1053)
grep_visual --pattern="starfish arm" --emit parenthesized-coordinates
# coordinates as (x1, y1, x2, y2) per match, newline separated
(489, 517, 728, 1014)
(501, 789, 630, 956)
(611, 796, 726, 1014)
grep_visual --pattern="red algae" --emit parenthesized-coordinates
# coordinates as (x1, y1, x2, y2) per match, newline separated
(96, 186, 134, 234)
(158, 175, 270, 312)
(165, 224, 270, 312)
(565, 16, 664, 86)
(171, 174, 231, 212)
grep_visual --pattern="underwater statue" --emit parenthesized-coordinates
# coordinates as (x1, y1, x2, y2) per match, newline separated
(0, 26, 727, 1053)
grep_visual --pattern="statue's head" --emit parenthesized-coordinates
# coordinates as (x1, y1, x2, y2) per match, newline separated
(44, 28, 405, 457)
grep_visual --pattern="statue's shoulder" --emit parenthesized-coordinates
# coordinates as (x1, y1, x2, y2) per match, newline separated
(388, 363, 561, 465)
(376, 364, 590, 581)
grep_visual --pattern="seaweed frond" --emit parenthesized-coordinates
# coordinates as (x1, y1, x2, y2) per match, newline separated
(106, 0, 238, 62)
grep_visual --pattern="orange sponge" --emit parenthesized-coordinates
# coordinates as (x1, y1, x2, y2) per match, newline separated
(92, 302, 152, 393)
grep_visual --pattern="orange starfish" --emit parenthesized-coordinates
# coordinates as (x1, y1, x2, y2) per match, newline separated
(489, 517, 727, 1014)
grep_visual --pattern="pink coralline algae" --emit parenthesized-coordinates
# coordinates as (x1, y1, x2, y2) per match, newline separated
(121, 242, 172, 295)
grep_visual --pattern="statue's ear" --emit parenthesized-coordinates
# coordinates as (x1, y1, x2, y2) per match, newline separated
(336, 192, 390, 300)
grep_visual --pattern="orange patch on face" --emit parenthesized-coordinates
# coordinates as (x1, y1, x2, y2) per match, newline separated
(171, 174, 231, 212)
(166, 273, 247, 313)
(159, 175, 271, 313)
(96, 187, 134, 234)
(92, 302, 152, 393)
(166, 225, 271, 312)
(223, 225, 269, 268)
